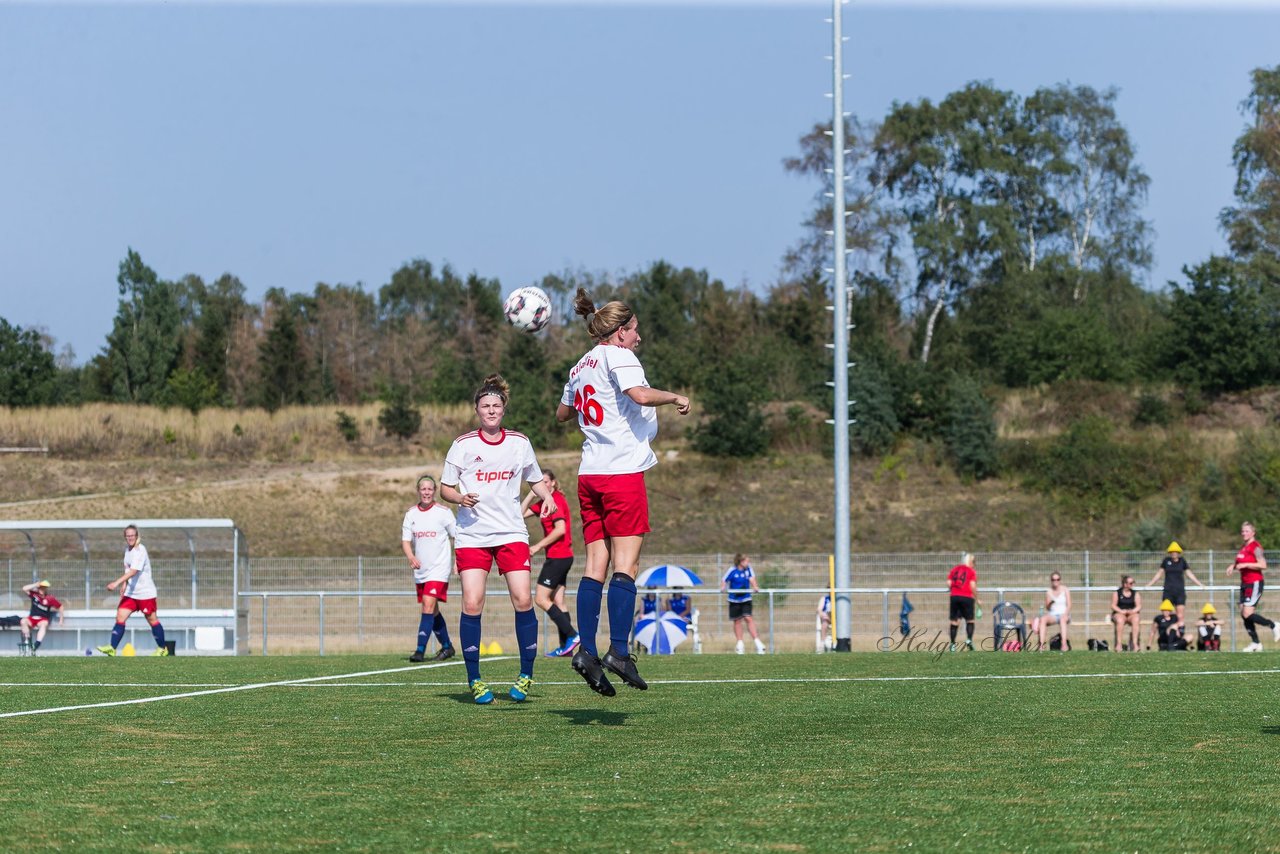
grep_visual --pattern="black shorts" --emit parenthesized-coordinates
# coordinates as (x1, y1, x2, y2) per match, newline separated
(949, 596, 975, 621)
(1163, 589, 1186, 607)
(536, 557, 574, 590)
(1241, 580, 1264, 608)
(729, 600, 753, 620)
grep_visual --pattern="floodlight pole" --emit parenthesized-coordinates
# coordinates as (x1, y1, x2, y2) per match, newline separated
(831, 0, 852, 651)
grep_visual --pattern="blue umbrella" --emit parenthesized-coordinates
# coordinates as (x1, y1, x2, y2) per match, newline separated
(636, 565, 703, 588)
(634, 611, 689, 655)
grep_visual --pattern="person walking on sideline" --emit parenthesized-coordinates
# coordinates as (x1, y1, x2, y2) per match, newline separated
(1146, 541, 1204, 631)
(97, 525, 168, 657)
(402, 474, 457, 663)
(441, 374, 556, 704)
(1226, 521, 1280, 652)
(721, 554, 767, 654)
(947, 553, 979, 652)
(557, 287, 691, 696)
(19, 580, 62, 655)
(521, 470, 580, 658)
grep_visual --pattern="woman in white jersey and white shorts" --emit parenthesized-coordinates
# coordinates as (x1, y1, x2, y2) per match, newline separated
(441, 374, 556, 705)
(556, 288, 691, 696)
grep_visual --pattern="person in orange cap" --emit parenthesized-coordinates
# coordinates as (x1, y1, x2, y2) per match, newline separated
(1147, 541, 1204, 631)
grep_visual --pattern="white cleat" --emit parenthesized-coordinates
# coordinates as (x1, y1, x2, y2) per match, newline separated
(1243, 642, 1263, 652)
(755, 640, 767, 655)
(735, 641, 745, 655)
(1273, 623, 1280, 643)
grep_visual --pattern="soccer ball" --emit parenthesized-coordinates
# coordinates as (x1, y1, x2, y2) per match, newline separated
(503, 287, 552, 333)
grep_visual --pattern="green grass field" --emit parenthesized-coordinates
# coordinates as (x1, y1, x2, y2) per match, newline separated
(2, 652, 1279, 852)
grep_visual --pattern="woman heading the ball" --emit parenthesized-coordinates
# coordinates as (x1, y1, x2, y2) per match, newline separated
(556, 288, 690, 696)
(440, 374, 556, 704)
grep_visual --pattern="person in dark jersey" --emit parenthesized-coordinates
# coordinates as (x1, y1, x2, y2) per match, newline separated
(1146, 541, 1203, 631)
(1195, 602, 1222, 651)
(1149, 599, 1188, 651)
(1110, 575, 1142, 652)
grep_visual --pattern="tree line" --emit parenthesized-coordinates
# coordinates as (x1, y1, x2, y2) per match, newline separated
(2, 67, 1278, 468)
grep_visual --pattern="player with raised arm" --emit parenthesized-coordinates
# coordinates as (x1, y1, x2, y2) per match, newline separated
(97, 524, 168, 656)
(1226, 520, 1280, 651)
(402, 474, 457, 663)
(440, 374, 556, 704)
(557, 288, 691, 696)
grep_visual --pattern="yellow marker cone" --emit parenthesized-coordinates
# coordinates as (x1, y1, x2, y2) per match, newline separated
(488, 642, 503, 655)
(121, 642, 136, 657)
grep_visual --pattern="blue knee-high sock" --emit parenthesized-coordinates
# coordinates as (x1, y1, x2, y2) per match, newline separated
(150, 622, 166, 649)
(460, 613, 482, 683)
(607, 573, 637, 658)
(416, 613, 433, 653)
(515, 607, 538, 676)
(110, 622, 126, 649)
(577, 577, 604, 657)
(433, 611, 451, 648)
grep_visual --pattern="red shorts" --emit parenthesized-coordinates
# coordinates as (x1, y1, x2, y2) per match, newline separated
(416, 580, 449, 602)
(577, 472, 650, 543)
(456, 543, 531, 575)
(118, 596, 158, 616)
(27, 615, 49, 627)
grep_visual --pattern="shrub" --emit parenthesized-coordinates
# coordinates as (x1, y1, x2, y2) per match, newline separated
(691, 358, 768, 458)
(1132, 391, 1172, 427)
(944, 375, 998, 481)
(378, 384, 422, 440)
(849, 361, 899, 456)
(335, 411, 360, 442)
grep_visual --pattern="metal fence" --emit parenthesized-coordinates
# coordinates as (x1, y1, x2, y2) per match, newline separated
(2, 550, 1252, 654)
(231, 551, 1248, 654)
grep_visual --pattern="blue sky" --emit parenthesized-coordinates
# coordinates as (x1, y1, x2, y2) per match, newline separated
(1, 1, 1277, 363)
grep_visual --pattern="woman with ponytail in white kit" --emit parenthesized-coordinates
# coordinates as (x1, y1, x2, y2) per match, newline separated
(557, 289, 690, 696)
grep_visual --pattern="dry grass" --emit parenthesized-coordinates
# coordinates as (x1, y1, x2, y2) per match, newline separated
(0, 402, 475, 460)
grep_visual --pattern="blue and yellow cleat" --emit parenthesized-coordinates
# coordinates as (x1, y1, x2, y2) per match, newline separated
(509, 674, 534, 702)
(151, 647, 169, 657)
(96, 645, 116, 657)
(469, 679, 494, 705)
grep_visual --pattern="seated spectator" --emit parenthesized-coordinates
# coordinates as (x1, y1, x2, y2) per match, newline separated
(1150, 599, 1189, 651)
(1196, 602, 1223, 651)
(666, 587, 692, 626)
(1110, 575, 1142, 652)
(1031, 573, 1071, 651)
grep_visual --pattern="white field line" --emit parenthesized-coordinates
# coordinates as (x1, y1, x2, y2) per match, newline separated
(282, 667, 1280, 687)
(3, 666, 1278, 710)
(0, 659, 483, 719)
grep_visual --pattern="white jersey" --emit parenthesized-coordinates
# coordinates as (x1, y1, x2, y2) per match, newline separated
(122, 542, 157, 599)
(401, 502, 457, 584)
(442, 429, 543, 548)
(560, 343, 658, 475)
